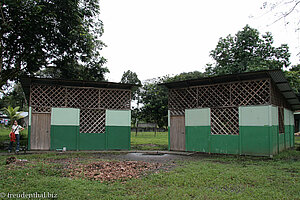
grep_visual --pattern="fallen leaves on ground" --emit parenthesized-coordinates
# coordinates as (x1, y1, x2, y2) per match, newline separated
(65, 161, 161, 182)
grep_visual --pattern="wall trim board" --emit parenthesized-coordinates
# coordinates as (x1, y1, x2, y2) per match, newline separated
(29, 107, 32, 126)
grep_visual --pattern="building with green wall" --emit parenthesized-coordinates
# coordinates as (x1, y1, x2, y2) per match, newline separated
(162, 70, 300, 156)
(21, 77, 136, 151)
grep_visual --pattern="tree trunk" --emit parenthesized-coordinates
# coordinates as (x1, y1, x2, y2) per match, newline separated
(154, 124, 157, 137)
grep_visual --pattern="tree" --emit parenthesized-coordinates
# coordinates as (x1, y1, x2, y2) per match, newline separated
(120, 70, 141, 135)
(165, 71, 205, 82)
(285, 64, 300, 94)
(139, 72, 204, 134)
(0, 0, 108, 88)
(120, 70, 141, 99)
(207, 25, 290, 76)
(140, 79, 168, 135)
(0, 83, 27, 111)
(2, 106, 23, 125)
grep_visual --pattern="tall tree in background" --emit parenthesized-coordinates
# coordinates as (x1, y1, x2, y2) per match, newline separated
(0, 0, 108, 88)
(285, 64, 300, 94)
(165, 71, 205, 82)
(120, 70, 141, 100)
(0, 83, 27, 111)
(120, 70, 141, 135)
(139, 72, 205, 133)
(140, 79, 168, 135)
(207, 25, 290, 76)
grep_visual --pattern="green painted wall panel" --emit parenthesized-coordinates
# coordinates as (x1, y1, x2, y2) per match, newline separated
(106, 126, 130, 150)
(79, 133, 106, 150)
(210, 135, 240, 154)
(185, 108, 210, 126)
(28, 125, 31, 149)
(270, 125, 278, 155)
(239, 106, 271, 126)
(50, 125, 79, 150)
(284, 125, 290, 148)
(240, 126, 271, 156)
(185, 126, 210, 152)
(278, 133, 285, 152)
(51, 108, 80, 126)
(105, 110, 131, 126)
(291, 125, 295, 147)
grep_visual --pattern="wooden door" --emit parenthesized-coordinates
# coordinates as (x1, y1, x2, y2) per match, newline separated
(170, 115, 185, 151)
(31, 113, 51, 150)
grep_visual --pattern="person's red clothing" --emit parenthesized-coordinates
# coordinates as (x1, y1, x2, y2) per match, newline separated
(10, 132, 16, 142)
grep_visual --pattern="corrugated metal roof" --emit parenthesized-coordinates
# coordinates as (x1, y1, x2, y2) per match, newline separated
(160, 69, 300, 111)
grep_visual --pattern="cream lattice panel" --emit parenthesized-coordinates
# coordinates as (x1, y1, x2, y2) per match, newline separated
(31, 106, 51, 113)
(67, 87, 99, 109)
(169, 88, 197, 116)
(80, 109, 106, 133)
(101, 89, 131, 109)
(231, 79, 270, 106)
(169, 79, 271, 116)
(211, 107, 239, 135)
(31, 84, 66, 108)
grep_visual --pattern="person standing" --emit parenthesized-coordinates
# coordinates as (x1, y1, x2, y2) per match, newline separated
(8, 120, 24, 153)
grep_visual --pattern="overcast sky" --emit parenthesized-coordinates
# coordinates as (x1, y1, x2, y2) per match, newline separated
(99, 0, 300, 82)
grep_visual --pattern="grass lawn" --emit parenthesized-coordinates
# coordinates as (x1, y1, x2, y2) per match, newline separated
(131, 132, 168, 150)
(0, 130, 299, 199)
(0, 127, 28, 151)
(0, 138, 299, 199)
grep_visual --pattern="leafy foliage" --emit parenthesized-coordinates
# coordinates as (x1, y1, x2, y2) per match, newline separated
(140, 79, 168, 129)
(165, 71, 205, 82)
(207, 25, 290, 76)
(0, 0, 108, 87)
(120, 70, 141, 100)
(285, 64, 300, 94)
(120, 70, 142, 128)
(2, 106, 23, 125)
(0, 83, 27, 111)
(139, 71, 205, 128)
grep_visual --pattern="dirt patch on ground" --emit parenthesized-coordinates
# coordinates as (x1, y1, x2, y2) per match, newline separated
(4, 152, 209, 182)
(65, 160, 161, 182)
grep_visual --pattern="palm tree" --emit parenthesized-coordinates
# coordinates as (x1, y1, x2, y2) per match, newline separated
(2, 106, 24, 125)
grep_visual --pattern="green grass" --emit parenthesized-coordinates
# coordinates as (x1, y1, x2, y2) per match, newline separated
(0, 132, 299, 199)
(131, 132, 168, 150)
(0, 146, 299, 199)
(0, 127, 28, 151)
(296, 136, 300, 144)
